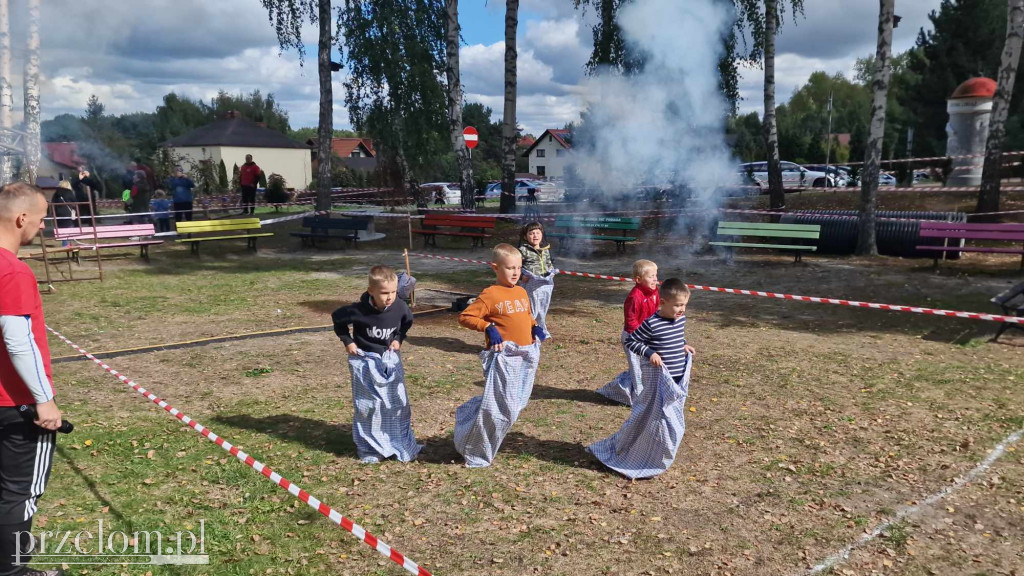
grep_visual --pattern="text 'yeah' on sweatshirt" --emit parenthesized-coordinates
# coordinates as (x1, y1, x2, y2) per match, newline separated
(332, 292, 413, 355)
(458, 284, 536, 347)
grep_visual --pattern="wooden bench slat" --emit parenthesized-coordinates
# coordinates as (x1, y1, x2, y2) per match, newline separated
(921, 222, 1024, 232)
(916, 245, 1024, 255)
(76, 240, 164, 249)
(548, 233, 638, 242)
(718, 228, 820, 240)
(410, 229, 491, 238)
(717, 221, 821, 232)
(918, 230, 1024, 241)
(177, 233, 274, 243)
(710, 241, 817, 251)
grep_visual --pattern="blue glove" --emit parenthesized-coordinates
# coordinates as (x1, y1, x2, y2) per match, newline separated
(532, 325, 547, 342)
(485, 325, 503, 347)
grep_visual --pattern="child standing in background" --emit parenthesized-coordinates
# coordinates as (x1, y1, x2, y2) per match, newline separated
(151, 190, 172, 233)
(518, 222, 556, 339)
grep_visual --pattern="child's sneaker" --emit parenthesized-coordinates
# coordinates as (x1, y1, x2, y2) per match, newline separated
(360, 456, 380, 464)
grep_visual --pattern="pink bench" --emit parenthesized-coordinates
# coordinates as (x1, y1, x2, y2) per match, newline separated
(54, 224, 164, 261)
(917, 221, 1024, 270)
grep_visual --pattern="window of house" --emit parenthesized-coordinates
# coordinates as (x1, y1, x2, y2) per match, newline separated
(536, 166, 546, 176)
(536, 149, 545, 158)
(556, 150, 565, 157)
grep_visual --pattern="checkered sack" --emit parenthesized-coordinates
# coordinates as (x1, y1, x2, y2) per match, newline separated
(588, 354, 691, 479)
(453, 342, 541, 468)
(596, 331, 644, 405)
(347, 350, 423, 462)
(521, 269, 556, 338)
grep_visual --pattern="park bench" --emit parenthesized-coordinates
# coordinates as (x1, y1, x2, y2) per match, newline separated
(53, 224, 163, 261)
(411, 214, 496, 247)
(291, 216, 371, 248)
(991, 281, 1024, 342)
(916, 221, 1024, 270)
(547, 216, 641, 253)
(709, 221, 820, 262)
(175, 218, 273, 255)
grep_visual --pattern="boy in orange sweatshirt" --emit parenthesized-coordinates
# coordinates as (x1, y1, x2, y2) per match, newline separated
(454, 243, 546, 467)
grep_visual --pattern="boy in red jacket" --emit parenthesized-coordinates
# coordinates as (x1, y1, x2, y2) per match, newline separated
(597, 259, 659, 405)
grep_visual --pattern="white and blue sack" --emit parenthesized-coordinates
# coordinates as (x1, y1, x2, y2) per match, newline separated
(453, 342, 540, 468)
(521, 269, 556, 339)
(347, 350, 422, 462)
(588, 354, 692, 479)
(596, 330, 644, 405)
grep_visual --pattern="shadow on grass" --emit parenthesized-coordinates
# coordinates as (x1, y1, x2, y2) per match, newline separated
(56, 445, 133, 529)
(461, 378, 623, 406)
(214, 413, 357, 458)
(417, 430, 599, 470)
(299, 299, 346, 315)
(407, 336, 482, 355)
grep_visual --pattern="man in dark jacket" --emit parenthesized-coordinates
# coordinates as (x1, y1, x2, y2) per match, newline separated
(70, 167, 101, 227)
(166, 166, 196, 222)
(239, 154, 261, 215)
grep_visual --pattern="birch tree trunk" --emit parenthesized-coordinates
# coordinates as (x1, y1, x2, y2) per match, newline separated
(315, 0, 333, 211)
(977, 0, 1024, 216)
(499, 0, 519, 215)
(762, 0, 785, 209)
(23, 0, 40, 184)
(445, 0, 475, 209)
(0, 0, 13, 184)
(856, 0, 895, 256)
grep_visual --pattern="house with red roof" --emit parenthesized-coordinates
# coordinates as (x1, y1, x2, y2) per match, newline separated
(306, 137, 377, 174)
(522, 129, 571, 179)
(40, 142, 86, 182)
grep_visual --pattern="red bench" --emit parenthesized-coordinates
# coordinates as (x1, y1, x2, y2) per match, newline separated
(54, 224, 164, 261)
(917, 221, 1024, 270)
(411, 214, 496, 247)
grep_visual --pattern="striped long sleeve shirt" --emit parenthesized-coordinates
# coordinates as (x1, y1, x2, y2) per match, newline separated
(624, 314, 688, 381)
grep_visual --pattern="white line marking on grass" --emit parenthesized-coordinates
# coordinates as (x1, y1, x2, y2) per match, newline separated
(802, 427, 1023, 575)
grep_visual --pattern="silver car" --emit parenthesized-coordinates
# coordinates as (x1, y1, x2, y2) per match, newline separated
(737, 161, 833, 189)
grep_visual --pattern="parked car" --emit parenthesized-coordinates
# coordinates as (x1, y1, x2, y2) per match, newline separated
(736, 161, 833, 190)
(420, 182, 461, 205)
(854, 172, 898, 187)
(803, 165, 850, 187)
(482, 179, 561, 202)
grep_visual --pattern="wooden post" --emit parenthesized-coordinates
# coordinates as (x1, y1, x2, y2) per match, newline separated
(403, 248, 415, 307)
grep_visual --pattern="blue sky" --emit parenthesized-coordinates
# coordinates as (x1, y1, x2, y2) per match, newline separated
(7, 0, 941, 136)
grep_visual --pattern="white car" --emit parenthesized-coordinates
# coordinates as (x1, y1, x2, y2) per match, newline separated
(737, 161, 833, 189)
(420, 182, 461, 205)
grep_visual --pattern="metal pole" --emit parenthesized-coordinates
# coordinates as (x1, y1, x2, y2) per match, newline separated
(824, 89, 834, 188)
(407, 213, 413, 250)
(403, 248, 415, 307)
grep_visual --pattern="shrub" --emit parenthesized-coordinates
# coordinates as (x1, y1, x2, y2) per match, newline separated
(265, 173, 289, 204)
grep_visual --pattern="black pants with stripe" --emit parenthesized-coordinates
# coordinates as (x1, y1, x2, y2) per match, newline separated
(0, 407, 55, 575)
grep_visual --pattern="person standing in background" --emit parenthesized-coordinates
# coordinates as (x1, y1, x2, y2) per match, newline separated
(239, 154, 261, 215)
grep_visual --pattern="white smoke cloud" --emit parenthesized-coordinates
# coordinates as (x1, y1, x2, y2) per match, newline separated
(571, 0, 737, 210)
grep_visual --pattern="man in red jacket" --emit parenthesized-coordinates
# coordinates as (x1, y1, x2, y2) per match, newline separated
(239, 154, 262, 215)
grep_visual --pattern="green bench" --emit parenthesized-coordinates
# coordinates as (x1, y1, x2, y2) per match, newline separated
(176, 218, 274, 255)
(548, 216, 641, 253)
(709, 221, 820, 262)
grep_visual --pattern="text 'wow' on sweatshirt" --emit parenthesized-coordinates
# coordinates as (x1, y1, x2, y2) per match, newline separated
(458, 284, 536, 347)
(332, 292, 413, 355)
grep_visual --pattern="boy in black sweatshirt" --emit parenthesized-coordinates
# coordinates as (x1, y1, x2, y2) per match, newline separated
(331, 266, 420, 462)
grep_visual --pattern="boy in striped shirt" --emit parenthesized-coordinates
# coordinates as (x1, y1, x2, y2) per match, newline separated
(624, 278, 695, 382)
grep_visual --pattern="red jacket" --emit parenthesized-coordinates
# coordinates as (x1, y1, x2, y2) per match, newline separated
(623, 284, 659, 333)
(239, 162, 261, 187)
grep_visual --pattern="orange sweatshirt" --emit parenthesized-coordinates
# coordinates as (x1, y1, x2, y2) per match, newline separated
(459, 284, 536, 346)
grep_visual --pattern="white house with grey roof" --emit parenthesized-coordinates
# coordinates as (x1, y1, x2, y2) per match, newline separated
(163, 114, 312, 189)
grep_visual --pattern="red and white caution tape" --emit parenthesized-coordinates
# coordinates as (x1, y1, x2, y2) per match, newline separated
(844, 150, 1024, 166)
(406, 252, 1024, 325)
(45, 327, 432, 576)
